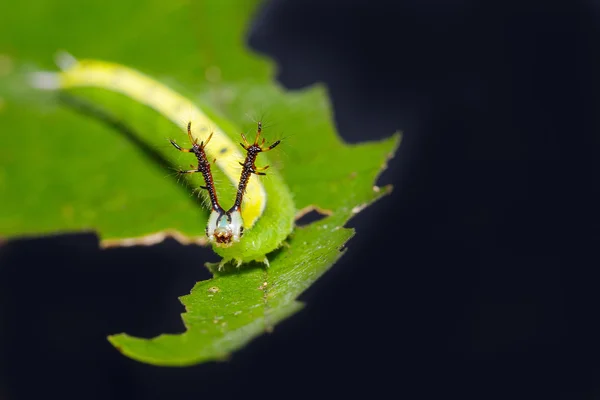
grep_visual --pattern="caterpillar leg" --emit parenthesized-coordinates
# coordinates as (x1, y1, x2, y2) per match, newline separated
(169, 139, 193, 153)
(240, 132, 250, 149)
(186, 121, 198, 145)
(200, 132, 213, 148)
(263, 140, 281, 151)
(253, 165, 270, 176)
(205, 258, 243, 272)
(176, 169, 200, 175)
(237, 162, 270, 176)
(253, 122, 280, 151)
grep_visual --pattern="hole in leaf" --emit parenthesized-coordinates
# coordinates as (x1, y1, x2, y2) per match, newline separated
(295, 207, 329, 227)
(0, 233, 214, 345)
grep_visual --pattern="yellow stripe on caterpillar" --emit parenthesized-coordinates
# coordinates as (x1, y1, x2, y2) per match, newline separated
(31, 54, 266, 234)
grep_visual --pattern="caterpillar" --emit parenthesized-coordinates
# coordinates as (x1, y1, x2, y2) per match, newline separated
(170, 121, 244, 247)
(170, 120, 278, 247)
(30, 52, 295, 264)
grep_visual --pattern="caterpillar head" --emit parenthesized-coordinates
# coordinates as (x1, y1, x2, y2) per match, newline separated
(206, 210, 244, 247)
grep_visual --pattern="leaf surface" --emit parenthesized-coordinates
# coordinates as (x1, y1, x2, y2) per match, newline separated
(0, 0, 400, 364)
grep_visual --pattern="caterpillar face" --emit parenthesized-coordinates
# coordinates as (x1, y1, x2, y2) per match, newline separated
(207, 210, 244, 247)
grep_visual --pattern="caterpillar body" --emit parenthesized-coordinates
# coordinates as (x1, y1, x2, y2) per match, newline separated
(31, 53, 294, 265)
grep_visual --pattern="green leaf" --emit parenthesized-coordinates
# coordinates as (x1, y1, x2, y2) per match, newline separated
(0, 0, 400, 365)
(110, 213, 354, 366)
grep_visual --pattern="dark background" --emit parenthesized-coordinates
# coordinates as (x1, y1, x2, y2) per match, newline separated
(1, 0, 599, 398)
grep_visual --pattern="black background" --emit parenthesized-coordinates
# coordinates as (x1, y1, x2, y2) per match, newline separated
(1, 0, 599, 398)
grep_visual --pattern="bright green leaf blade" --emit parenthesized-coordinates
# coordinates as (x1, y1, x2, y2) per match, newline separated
(110, 215, 353, 366)
(0, 0, 401, 364)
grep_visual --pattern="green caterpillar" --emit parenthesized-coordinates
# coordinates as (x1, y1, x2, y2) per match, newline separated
(31, 53, 295, 266)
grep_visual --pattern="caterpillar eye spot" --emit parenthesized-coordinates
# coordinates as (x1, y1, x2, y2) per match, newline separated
(220, 147, 228, 154)
(207, 210, 243, 248)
